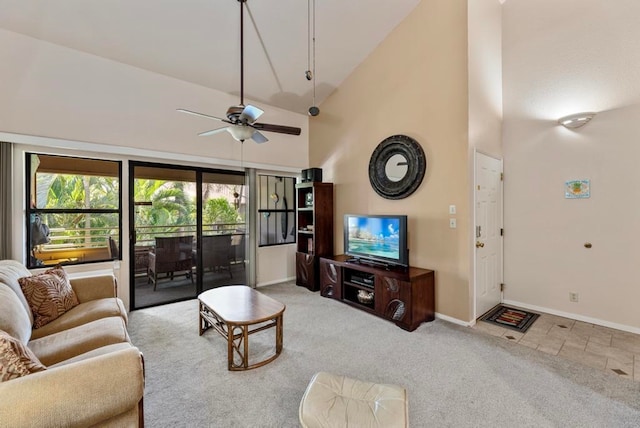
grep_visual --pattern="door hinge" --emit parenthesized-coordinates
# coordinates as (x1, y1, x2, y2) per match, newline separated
(500, 283, 504, 292)
(500, 228, 504, 236)
(500, 172, 504, 181)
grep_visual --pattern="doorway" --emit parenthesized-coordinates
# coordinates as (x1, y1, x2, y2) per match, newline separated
(129, 162, 247, 309)
(474, 152, 503, 319)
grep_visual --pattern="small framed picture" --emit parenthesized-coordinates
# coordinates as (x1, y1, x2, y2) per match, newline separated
(305, 192, 314, 207)
(565, 180, 590, 199)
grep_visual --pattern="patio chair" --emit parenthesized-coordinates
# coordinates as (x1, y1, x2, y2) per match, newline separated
(230, 233, 246, 270)
(148, 236, 194, 290)
(108, 236, 119, 259)
(201, 234, 232, 278)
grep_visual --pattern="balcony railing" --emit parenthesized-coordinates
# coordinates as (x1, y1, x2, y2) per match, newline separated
(133, 222, 246, 247)
(33, 222, 246, 267)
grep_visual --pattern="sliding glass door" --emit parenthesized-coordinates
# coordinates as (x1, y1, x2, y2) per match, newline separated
(129, 162, 247, 309)
(199, 171, 247, 292)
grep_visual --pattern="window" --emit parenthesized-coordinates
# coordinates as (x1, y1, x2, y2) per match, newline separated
(258, 175, 296, 246)
(26, 153, 122, 268)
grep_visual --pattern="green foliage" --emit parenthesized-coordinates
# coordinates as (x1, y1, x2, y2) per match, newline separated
(134, 180, 195, 228)
(40, 174, 120, 241)
(204, 197, 241, 225)
(36, 171, 242, 248)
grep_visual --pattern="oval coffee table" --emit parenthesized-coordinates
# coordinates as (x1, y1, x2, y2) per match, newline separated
(198, 286, 285, 371)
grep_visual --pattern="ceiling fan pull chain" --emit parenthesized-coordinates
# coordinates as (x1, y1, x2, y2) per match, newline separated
(307, 0, 320, 116)
(307, 0, 311, 79)
(312, 0, 316, 104)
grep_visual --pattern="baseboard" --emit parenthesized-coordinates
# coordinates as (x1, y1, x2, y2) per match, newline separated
(435, 312, 474, 327)
(503, 299, 640, 335)
(256, 276, 296, 288)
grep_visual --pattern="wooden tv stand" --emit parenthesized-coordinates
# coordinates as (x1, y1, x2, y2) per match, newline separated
(319, 255, 435, 331)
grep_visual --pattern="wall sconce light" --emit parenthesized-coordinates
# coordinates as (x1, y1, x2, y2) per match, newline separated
(558, 112, 596, 129)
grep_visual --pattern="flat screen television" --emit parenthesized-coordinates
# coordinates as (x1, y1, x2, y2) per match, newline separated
(343, 214, 408, 268)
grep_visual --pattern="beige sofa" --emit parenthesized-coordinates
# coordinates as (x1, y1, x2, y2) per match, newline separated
(0, 260, 144, 427)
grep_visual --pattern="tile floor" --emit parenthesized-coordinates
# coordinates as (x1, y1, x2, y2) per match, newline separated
(473, 309, 640, 382)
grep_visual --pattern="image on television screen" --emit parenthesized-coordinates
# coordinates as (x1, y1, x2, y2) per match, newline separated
(347, 216, 400, 260)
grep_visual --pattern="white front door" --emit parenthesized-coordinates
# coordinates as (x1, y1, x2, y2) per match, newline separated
(475, 152, 503, 318)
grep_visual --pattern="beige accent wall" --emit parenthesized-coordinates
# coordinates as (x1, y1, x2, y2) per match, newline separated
(309, 0, 470, 321)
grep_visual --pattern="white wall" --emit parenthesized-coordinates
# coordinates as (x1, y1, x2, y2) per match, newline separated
(468, 0, 503, 158)
(256, 244, 296, 287)
(1, 28, 309, 308)
(0, 28, 308, 167)
(502, 0, 640, 331)
(468, 0, 503, 320)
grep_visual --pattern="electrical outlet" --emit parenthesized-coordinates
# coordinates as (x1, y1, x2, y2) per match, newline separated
(569, 292, 579, 303)
(449, 218, 457, 228)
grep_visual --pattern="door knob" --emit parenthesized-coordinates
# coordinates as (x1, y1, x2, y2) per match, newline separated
(476, 241, 485, 248)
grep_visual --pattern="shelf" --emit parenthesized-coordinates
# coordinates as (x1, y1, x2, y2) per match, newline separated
(343, 298, 376, 313)
(344, 281, 374, 291)
(258, 209, 295, 213)
(295, 182, 334, 291)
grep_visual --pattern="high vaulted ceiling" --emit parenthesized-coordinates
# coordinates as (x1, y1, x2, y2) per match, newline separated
(0, 0, 421, 115)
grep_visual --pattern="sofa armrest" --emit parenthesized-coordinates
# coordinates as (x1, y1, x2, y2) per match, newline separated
(70, 274, 117, 302)
(0, 348, 144, 428)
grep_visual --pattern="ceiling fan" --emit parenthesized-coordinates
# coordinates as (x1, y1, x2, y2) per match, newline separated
(178, 0, 302, 144)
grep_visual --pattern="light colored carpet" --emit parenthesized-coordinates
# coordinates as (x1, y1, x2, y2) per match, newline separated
(128, 281, 640, 427)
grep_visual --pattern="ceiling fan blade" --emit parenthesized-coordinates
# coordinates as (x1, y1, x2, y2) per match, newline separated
(239, 105, 264, 124)
(253, 122, 302, 136)
(177, 108, 228, 123)
(251, 131, 269, 144)
(198, 127, 229, 137)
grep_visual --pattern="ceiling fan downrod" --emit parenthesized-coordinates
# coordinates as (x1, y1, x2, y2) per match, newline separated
(239, 0, 246, 107)
(177, 0, 302, 143)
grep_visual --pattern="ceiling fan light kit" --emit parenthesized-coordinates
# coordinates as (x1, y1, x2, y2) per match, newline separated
(177, 0, 301, 143)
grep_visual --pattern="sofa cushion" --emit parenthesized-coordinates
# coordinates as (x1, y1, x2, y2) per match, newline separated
(0, 260, 34, 325)
(19, 266, 79, 329)
(0, 330, 46, 382)
(28, 316, 130, 366)
(49, 342, 134, 368)
(0, 284, 32, 344)
(30, 297, 128, 340)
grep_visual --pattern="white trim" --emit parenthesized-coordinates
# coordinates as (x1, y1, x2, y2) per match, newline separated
(472, 150, 504, 321)
(0, 131, 303, 173)
(503, 299, 640, 335)
(435, 312, 474, 327)
(256, 276, 296, 288)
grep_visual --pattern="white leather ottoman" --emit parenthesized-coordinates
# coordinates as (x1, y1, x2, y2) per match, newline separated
(299, 372, 408, 428)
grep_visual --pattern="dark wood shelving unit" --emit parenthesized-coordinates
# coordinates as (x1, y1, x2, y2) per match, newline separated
(319, 254, 435, 331)
(295, 182, 334, 291)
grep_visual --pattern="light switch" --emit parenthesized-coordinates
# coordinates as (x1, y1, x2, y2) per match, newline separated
(449, 218, 457, 228)
(449, 205, 456, 215)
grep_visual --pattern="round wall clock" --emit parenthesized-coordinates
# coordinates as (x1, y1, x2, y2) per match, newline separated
(368, 135, 426, 200)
